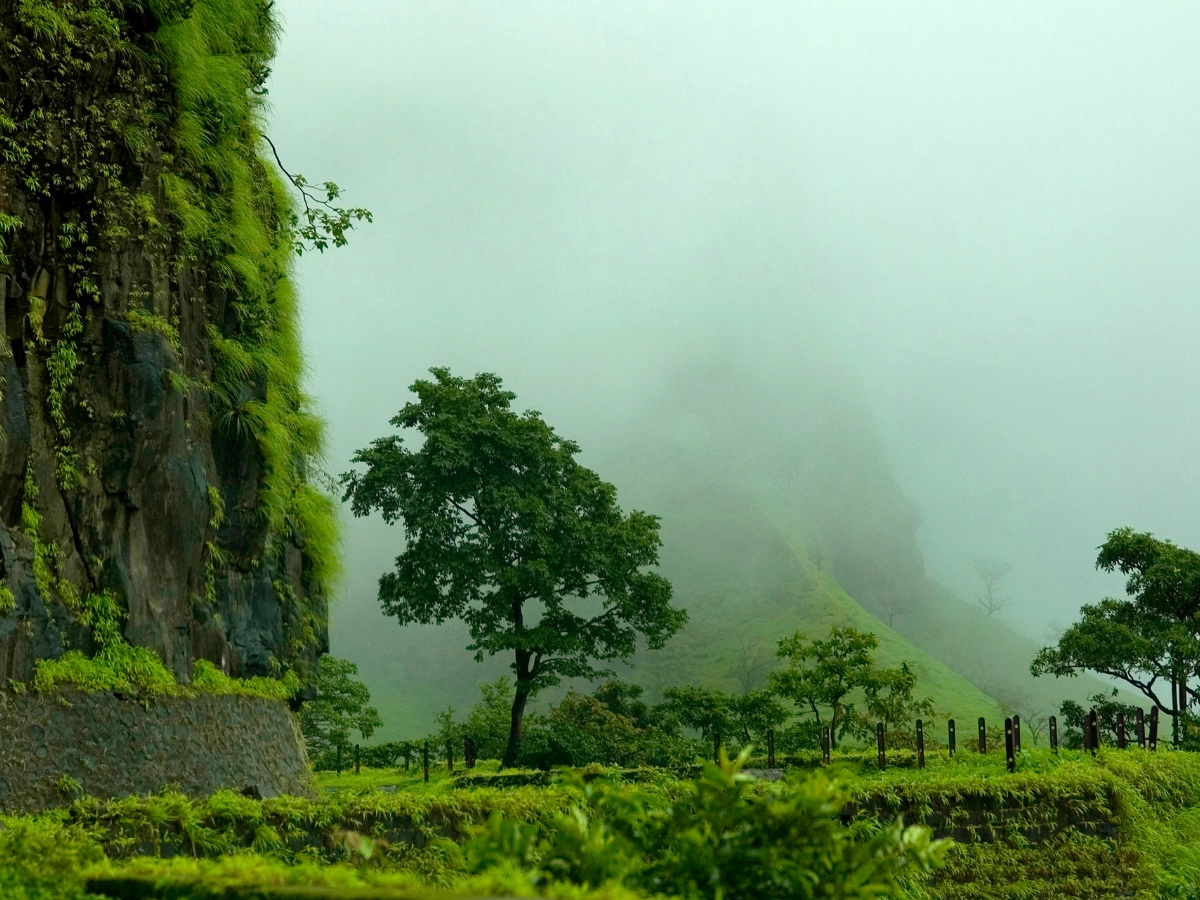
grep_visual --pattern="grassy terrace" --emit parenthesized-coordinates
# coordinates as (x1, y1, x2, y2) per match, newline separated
(6, 748, 1200, 899)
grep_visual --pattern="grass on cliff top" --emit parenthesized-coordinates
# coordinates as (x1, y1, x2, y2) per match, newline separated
(22, 655, 300, 701)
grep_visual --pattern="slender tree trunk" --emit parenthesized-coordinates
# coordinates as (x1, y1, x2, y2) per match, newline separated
(1182, 673, 1190, 746)
(1173, 673, 1181, 746)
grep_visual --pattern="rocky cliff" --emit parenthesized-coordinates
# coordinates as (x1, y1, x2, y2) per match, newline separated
(0, 0, 335, 689)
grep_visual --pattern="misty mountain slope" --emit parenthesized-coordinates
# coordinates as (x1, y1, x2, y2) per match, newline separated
(613, 444, 1004, 725)
(596, 352, 1111, 723)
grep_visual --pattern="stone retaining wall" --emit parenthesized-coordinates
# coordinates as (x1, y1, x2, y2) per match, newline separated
(0, 690, 313, 812)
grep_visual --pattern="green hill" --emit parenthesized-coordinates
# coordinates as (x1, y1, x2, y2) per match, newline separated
(615, 439, 1005, 727)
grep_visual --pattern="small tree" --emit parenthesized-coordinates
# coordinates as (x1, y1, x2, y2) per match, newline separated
(1058, 690, 1142, 749)
(299, 656, 382, 762)
(341, 369, 687, 767)
(661, 685, 734, 741)
(858, 661, 935, 740)
(768, 627, 878, 748)
(464, 678, 519, 761)
(973, 559, 1013, 618)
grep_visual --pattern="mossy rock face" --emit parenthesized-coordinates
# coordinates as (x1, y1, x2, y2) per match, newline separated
(0, 1, 334, 687)
(0, 689, 313, 812)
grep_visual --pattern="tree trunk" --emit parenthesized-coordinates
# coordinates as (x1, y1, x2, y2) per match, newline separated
(1173, 673, 1181, 746)
(501, 678, 532, 769)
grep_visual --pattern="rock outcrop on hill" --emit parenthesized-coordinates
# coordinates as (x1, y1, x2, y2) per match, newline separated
(0, 0, 334, 688)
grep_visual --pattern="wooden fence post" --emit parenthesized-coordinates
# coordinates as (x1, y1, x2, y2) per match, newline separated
(1087, 710, 1099, 753)
(423, 741, 429, 783)
(1150, 708, 1159, 751)
(336, 745, 342, 776)
(822, 727, 831, 765)
(1117, 712, 1126, 749)
(714, 732, 721, 764)
(916, 719, 925, 769)
(948, 718, 956, 757)
(354, 744, 361, 775)
(876, 722, 886, 770)
(767, 729, 775, 768)
(1013, 714, 1021, 753)
(447, 740, 454, 773)
(1137, 709, 1146, 748)
(1049, 715, 1058, 752)
(978, 717, 987, 754)
(1005, 718, 1015, 773)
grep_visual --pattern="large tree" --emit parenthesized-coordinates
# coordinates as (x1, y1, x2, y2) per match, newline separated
(341, 369, 686, 766)
(1032, 528, 1200, 744)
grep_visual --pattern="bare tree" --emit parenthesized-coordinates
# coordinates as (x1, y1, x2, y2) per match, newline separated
(973, 558, 1013, 618)
(1021, 712, 1048, 746)
(878, 594, 912, 629)
(732, 628, 772, 693)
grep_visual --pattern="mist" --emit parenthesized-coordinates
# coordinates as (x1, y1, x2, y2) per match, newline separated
(264, 2, 1200, 733)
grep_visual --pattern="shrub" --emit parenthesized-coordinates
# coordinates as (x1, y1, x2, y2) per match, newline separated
(465, 752, 947, 899)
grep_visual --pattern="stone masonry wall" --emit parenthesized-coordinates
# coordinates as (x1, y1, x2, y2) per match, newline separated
(0, 690, 313, 813)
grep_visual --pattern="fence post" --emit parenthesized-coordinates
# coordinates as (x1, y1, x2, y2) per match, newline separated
(423, 741, 430, 782)
(1087, 710, 1099, 753)
(1013, 714, 1021, 753)
(948, 718, 956, 757)
(336, 745, 342, 776)
(1150, 708, 1159, 751)
(876, 722, 886, 770)
(714, 732, 721, 764)
(767, 729, 775, 768)
(822, 726, 831, 765)
(447, 740, 454, 773)
(1137, 709, 1146, 749)
(354, 744, 361, 775)
(1117, 712, 1126, 749)
(916, 719, 925, 769)
(1005, 718, 1015, 773)
(978, 717, 987, 754)
(1049, 715, 1058, 752)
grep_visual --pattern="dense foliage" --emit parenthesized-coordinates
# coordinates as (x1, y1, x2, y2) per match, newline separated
(342, 368, 687, 766)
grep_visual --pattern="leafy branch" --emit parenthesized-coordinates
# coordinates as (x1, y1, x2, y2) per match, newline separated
(264, 135, 372, 255)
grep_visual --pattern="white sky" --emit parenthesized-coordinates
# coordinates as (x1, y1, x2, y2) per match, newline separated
(267, 2, 1200, 647)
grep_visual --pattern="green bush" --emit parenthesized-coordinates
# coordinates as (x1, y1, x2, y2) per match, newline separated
(464, 753, 946, 900)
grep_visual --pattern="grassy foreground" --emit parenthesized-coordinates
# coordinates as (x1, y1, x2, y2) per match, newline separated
(6, 749, 1200, 899)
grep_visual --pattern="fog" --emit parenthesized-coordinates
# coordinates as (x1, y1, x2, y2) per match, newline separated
(265, 2, 1200, 732)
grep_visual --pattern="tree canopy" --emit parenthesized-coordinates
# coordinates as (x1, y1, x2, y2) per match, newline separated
(341, 368, 686, 766)
(1033, 528, 1200, 742)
